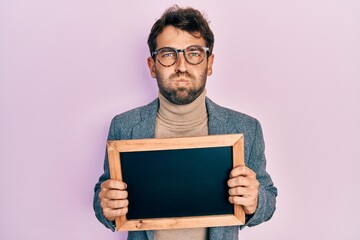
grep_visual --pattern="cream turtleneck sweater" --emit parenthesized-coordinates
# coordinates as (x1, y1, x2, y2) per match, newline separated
(155, 90, 208, 139)
(154, 90, 209, 240)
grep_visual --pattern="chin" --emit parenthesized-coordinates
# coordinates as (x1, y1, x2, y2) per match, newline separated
(173, 92, 199, 105)
(161, 87, 203, 105)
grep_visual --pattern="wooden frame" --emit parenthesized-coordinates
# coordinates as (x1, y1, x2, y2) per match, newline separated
(107, 134, 245, 231)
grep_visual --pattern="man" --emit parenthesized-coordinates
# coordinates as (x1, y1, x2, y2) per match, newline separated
(94, 5, 277, 240)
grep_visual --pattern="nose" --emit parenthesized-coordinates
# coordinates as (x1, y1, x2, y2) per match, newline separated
(174, 51, 188, 73)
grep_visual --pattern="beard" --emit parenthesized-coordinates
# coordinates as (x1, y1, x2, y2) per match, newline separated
(155, 68, 208, 105)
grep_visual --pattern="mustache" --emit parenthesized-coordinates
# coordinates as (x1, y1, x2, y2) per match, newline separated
(170, 72, 193, 80)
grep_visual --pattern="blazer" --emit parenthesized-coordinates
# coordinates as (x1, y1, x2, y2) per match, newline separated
(93, 97, 277, 240)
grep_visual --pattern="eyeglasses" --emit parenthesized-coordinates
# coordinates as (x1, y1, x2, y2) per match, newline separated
(151, 45, 210, 67)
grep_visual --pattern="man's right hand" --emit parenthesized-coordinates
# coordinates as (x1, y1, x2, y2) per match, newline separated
(99, 179, 129, 221)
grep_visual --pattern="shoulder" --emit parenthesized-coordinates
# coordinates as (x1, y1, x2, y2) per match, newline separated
(108, 99, 159, 140)
(206, 97, 261, 129)
(112, 98, 158, 122)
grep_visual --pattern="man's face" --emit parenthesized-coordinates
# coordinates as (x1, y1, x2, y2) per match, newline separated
(147, 26, 214, 105)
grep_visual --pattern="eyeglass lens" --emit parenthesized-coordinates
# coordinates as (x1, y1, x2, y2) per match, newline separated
(157, 46, 206, 66)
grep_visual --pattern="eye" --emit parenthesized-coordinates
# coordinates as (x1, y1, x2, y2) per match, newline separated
(188, 51, 201, 57)
(162, 52, 175, 57)
(158, 48, 176, 58)
(186, 46, 203, 58)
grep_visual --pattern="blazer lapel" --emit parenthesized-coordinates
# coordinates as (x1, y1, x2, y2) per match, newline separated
(206, 97, 237, 135)
(131, 99, 159, 139)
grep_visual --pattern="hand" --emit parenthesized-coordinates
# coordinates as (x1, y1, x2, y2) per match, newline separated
(99, 179, 129, 221)
(228, 166, 259, 215)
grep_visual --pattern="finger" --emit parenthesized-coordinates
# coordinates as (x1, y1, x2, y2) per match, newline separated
(101, 199, 129, 209)
(229, 196, 251, 206)
(102, 189, 128, 200)
(229, 186, 258, 197)
(228, 186, 247, 196)
(229, 166, 255, 178)
(227, 176, 251, 188)
(229, 196, 258, 215)
(103, 207, 128, 221)
(101, 179, 127, 190)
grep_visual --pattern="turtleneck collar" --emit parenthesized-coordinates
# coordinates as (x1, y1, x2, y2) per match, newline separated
(155, 89, 209, 138)
(157, 90, 207, 122)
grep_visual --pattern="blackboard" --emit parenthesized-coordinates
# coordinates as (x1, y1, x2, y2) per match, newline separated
(121, 146, 233, 219)
(107, 134, 245, 231)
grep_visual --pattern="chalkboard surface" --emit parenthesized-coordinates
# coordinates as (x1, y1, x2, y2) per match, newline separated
(107, 134, 245, 230)
(121, 146, 233, 220)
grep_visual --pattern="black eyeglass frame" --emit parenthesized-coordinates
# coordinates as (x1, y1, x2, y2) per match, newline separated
(151, 45, 210, 67)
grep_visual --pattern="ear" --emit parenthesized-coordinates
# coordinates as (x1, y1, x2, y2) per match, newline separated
(206, 54, 214, 76)
(147, 57, 156, 78)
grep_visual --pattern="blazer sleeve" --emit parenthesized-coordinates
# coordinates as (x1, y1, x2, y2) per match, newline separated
(240, 120, 277, 228)
(93, 117, 118, 231)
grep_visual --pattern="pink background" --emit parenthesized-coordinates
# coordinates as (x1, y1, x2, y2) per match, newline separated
(1, 0, 359, 239)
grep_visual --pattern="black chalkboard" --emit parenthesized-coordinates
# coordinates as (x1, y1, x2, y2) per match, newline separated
(107, 134, 245, 230)
(121, 146, 233, 220)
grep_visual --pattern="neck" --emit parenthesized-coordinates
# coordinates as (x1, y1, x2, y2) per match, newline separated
(155, 89, 209, 138)
(158, 90, 207, 121)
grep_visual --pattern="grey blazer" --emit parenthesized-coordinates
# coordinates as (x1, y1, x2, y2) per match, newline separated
(93, 97, 277, 240)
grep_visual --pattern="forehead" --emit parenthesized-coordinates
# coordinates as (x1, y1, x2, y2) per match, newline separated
(156, 26, 206, 49)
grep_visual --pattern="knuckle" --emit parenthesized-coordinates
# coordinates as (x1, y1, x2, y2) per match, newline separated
(99, 190, 109, 200)
(111, 190, 119, 198)
(117, 190, 127, 199)
(233, 167, 241, 176)
(108, 180, 116, 189)
(229, 169, 237, 178)
(121, 182, 127, 189)
(115, 208, 127, 217)
(122, 207, 129, 215)
(111, 190, 128, 200)
(107, 200, 116, 208)
(101, 180, 110, 189)
(235, 187, 242, 195)
(104, 190, 112, 199)
(233, 196, 241, 205)
(229, 187, 237, 196)
(227, 179, 234, 187)
(100, 200, 106, 208)
(110, 190, 118, 199)
(227, 179, 232, 186)
(103, 209, 110, 218)
(237, 166, 245, 174)
(104, 209, 115, 219)
(120, 199, 129, 208)
(114, 199, 128, 208)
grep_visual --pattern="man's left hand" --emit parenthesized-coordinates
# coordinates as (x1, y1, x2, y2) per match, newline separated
(228, 166, 259, 215)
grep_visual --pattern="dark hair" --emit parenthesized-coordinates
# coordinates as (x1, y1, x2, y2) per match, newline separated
(147, 5, 214, 56)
